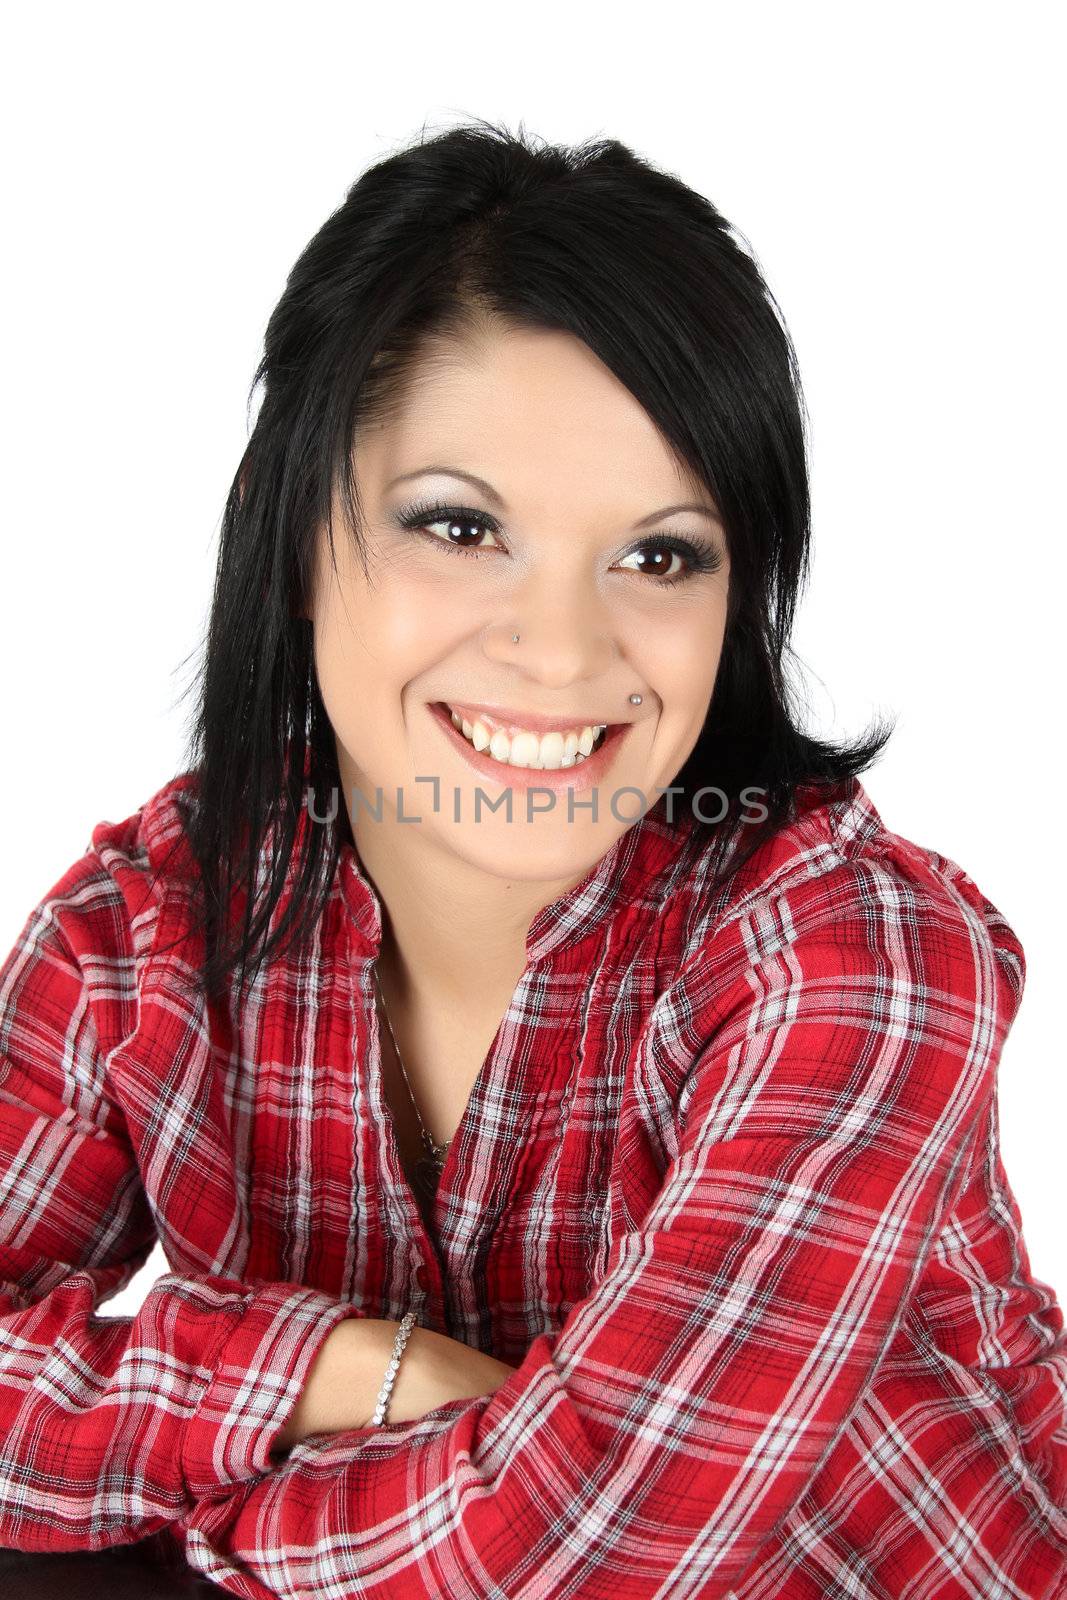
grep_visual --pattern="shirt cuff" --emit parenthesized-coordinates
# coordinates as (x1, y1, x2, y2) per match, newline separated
(181, 1283, 367, 1497)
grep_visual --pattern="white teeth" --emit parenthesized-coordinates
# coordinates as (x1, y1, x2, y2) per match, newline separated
(445, 706, 607, 770)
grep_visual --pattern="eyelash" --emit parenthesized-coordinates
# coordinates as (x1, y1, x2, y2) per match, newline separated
(393, 498, 725, 588)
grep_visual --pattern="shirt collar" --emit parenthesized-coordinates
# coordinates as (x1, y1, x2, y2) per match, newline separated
(337, 789, 701, 966)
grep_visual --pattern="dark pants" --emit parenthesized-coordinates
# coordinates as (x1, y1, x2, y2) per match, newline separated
(0, 1532, 225, 1597)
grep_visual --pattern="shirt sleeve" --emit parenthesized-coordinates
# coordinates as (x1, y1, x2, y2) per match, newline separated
(175, 844, 1028, 1600)
(0, 855, 368, 1553)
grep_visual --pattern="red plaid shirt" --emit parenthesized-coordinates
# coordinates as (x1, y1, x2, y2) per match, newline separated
(0, 767, 1064, 1598)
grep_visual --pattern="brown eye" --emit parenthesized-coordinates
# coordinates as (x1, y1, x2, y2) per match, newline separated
(395, 501, 502, 557)
(619, 546, 687, 581)
(427, 515, 498, 549)
(616, 535, 725, 587)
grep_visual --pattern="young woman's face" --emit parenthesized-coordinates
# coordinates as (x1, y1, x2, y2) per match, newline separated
(307, 322, 731, 885)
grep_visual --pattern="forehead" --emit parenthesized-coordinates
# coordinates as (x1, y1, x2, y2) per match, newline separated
(355, 325, 709, 508)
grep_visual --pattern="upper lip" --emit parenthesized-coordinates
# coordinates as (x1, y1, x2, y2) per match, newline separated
(435, 700, 622, 734)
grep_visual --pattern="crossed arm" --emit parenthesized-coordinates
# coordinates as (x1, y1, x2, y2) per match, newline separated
(268, 1316, 519, 1456)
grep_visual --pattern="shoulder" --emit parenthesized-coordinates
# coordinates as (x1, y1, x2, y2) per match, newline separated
(0, 769, 200, 1058)
(649, 778, 1027, 1154)
(673, 775, 1026, 1042)
(61, 768, 199, 950)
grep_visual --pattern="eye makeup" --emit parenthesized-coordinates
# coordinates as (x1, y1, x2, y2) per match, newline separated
(391, 497, 725, 588)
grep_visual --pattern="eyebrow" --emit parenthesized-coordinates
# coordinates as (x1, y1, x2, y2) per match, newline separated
(384, 465, 724, 529)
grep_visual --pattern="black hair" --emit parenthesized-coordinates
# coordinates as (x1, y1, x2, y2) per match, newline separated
(170, 115, 894, 1007)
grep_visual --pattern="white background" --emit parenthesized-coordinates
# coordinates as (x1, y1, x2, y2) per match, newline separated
(2, 3, 1063, 1311)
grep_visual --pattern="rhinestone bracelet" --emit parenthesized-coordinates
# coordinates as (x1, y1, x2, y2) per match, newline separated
(370, 1309, 419, 1426)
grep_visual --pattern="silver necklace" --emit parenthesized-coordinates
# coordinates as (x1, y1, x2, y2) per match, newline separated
(373, 964, 450, 1206)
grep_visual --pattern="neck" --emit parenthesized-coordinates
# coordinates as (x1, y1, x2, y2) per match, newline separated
(345, 803, 586, 1015)
(368, 852, 531, 1014)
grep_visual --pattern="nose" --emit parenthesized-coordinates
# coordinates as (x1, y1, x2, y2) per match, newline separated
(480, 578, 618, 688)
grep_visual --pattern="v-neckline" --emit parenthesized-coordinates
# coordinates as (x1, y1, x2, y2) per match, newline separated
(333, 794, 701, 1285)
(366, 953, 533, 1266)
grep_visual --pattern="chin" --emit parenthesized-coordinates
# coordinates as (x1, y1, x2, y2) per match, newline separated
(438, 815, 626, 882)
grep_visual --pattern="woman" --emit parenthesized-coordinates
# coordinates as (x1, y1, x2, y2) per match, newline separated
(0, 119, 1063, 1598)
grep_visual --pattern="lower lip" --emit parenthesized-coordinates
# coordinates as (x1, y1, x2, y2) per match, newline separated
(427, 703, 632, 793)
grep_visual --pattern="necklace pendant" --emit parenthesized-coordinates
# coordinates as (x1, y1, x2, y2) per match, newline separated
(419, 1126, 449, 1166)
(412, 1153, 444, 1203)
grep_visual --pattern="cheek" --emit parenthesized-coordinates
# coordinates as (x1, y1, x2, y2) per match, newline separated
(359, 553, 474, 650)
(377, 589, 456, 658)
(313, 565, 423, 673)
(641, 608, 724, 706)
(310, 577, 444, 745)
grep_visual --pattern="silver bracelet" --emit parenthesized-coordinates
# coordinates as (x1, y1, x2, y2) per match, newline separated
(370, 1309, 419, 1427)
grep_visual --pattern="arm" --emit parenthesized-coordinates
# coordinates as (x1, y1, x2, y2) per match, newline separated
(0, 856, 371, 1552)
(176, 848, 1028, 1600)
(270, 1318, 520, 1456)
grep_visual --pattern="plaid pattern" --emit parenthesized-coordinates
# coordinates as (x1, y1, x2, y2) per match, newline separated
(0, 766, 1064, 1598)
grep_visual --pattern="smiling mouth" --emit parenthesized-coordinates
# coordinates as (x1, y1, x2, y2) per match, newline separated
(430, 701, 620, 772)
